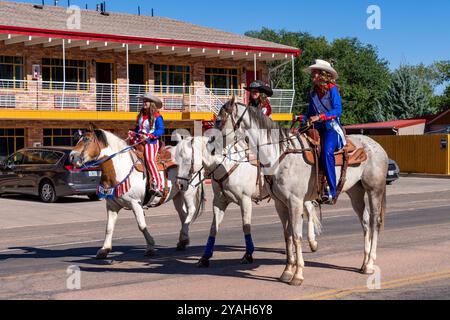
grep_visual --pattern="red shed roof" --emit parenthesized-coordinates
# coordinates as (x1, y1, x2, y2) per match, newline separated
(345, 119, 427, 130)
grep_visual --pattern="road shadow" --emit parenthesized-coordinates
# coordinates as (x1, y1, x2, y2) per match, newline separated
(1, 244, 361, 284)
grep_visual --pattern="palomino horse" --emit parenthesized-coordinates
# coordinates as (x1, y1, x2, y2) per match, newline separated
(69, 129, 204, 259)
(174, 135, 322, 267)
(216, 99, 388, 286)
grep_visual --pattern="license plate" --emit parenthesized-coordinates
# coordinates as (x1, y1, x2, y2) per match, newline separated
(388, 171, 395, 176)
(88, 171, 99, 177)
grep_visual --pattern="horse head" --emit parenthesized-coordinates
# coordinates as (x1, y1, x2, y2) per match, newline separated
(69, 128, 108, 168)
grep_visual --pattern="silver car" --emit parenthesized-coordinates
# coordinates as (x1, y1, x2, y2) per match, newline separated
(0, 147, 101, 203)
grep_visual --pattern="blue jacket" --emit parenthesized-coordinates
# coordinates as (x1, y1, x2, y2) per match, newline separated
(303, 85, 343, 132)
(135, 113, 165, 145)
(302, 85, 347, 149)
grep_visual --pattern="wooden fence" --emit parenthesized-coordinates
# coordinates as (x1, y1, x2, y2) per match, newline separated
(370, 135, 450, 175)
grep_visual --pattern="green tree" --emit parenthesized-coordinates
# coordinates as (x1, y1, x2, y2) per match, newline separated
(245, 28, 390, 124)
(376, 66, 434, 121)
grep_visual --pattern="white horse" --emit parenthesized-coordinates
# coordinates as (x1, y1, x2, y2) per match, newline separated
(69, 129, 203, 259)
(216, 100, 388, 286)
(174, 135, 322, 267)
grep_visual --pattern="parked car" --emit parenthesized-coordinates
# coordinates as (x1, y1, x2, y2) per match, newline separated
(0, 147, 101, 203)
(387, 159, 400, 185)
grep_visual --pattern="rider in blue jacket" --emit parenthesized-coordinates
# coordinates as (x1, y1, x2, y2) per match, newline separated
(298, 60, 347, 204)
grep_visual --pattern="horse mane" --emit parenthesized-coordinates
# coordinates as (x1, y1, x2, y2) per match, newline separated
(94, 129, 108, 147)
(243, 103, 290, 147)
(97, 130, 128, 152)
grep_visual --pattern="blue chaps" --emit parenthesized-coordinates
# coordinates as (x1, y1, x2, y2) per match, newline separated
(319, 129, 339, 198)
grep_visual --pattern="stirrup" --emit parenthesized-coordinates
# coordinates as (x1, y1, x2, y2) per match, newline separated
(319, 194, 335, 205)
(151, 189, 163, 198)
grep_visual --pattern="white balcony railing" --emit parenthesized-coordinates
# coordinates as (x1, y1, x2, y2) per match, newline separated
(0, 79, 294, 114)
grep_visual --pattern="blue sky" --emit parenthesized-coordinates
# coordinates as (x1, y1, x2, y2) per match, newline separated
(12, 0, 450, 69)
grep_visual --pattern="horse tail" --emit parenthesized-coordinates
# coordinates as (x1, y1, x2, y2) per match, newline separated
(191, 181, 206, 223)
(306, 202, 322, 235)
(312, 209, 323, 235)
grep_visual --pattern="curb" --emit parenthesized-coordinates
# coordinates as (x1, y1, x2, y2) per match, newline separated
(399, 173, 450, 179)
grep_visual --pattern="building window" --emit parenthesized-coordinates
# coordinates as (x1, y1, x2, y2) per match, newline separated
(154, 65, 191, 94)
(205, 68, 240, 94)
(161, 128, 191, 146)
(42, 58, 87, 91)
(0, 56, 24, 88)
(0, 128, 25, 159)
(43, 128, 82, 147)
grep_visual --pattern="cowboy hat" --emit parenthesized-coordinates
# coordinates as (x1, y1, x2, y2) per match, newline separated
(137, 93, 163, 109)
(244, 80, 274, 97)
(304, 59, 339, 79)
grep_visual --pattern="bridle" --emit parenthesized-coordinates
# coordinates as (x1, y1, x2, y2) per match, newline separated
(74, 131, 137, 170)
(175, 138, 231, 189)
(176, 139, 205, 188)
(217, 101, 248, 134)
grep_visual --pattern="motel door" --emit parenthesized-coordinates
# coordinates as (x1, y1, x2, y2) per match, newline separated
(128, 64, 146, 112)
(246, 70, 261, 105)
(96, 62, 114, 111)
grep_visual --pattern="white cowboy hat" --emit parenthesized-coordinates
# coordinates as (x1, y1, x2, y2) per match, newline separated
(137, 93, 163, 109)
(304, 59, 339, 79)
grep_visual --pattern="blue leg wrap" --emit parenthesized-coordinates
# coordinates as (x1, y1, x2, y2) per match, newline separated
(245, 234, 255, 255)
(203, 236, 216, 259)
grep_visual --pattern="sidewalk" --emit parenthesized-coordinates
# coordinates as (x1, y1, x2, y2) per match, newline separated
(399, 173, 450, 179)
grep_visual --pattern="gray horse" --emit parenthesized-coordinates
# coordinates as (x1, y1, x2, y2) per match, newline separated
(174, 135, 322, 267)
(216, 99, 388, 286)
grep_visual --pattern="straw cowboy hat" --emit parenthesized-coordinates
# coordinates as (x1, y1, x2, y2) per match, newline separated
(138, 93, 163, 109)
(304, 59, 339, 79)
(244, 80, 274, 97)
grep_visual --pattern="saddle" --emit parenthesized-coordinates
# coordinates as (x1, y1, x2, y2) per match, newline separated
(303, 129, 367, 167)
(132, 143, 177, 173)
(130, 142, 178, 208)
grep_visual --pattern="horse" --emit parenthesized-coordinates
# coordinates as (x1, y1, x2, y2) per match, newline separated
(174, 135, 322, 267)
(216, 98, 388, 286)
(69, 128, 204, 259)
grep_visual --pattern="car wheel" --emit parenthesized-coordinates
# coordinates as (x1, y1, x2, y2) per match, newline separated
(39, 181, 57, 203)
(88, 194, 100, 201)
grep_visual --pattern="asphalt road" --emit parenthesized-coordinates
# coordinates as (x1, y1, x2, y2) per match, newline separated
(0, 177, 449, 300)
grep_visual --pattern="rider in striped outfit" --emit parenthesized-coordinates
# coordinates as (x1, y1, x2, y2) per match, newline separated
(130, 93, 165, 197)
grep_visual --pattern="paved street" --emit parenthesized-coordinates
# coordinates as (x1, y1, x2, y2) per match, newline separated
(0, 177, 449, 300)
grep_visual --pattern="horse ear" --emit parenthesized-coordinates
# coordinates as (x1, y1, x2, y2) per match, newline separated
(73, 129, 83, 142)
(89, 122, 98, 132)
(230, 95, 236, 106)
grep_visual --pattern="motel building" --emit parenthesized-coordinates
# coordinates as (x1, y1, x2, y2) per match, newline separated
(0, 1, 300, 159)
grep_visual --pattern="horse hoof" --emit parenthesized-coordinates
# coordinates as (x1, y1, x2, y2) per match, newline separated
(289, 277, 304, 286)
(240, 254, 254, 265)
(279, 271, 294, 283)
(144, 248, 156, 257)
(309, 241, 319, 253)
(176, 240, 189, 251)
(96, 248, 111, 260)
(361, 266, 375, 275)
(197, 257, 210, 268)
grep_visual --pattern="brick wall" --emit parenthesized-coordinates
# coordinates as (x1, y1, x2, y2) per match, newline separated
(0, 42, 269, 111)
(0, 119, 196, 148)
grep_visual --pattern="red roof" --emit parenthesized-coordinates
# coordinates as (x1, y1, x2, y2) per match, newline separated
(345, 119, 427, 130)
(0, 1, 300, 56)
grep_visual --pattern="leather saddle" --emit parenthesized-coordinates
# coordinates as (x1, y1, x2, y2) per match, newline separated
(131, 143, 177, 173)
(303, 129, 367, 167)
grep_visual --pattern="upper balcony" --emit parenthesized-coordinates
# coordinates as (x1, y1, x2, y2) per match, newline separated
(0, 79, 295, 120)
